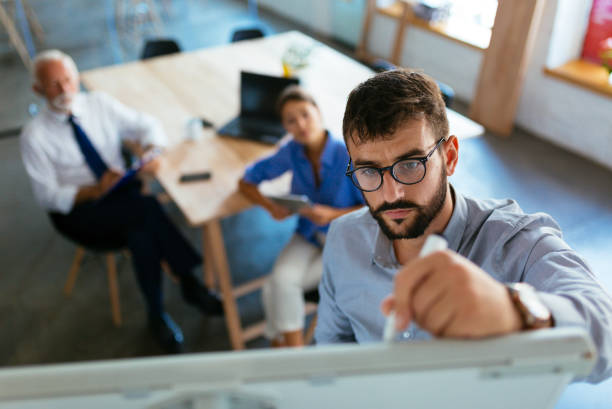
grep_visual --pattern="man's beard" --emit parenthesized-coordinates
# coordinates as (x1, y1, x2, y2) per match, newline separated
(51, 93, 75, 112)
(368, 169, 447, 240)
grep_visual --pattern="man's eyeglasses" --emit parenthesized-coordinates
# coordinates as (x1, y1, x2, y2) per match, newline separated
(345, 137, 446, 192)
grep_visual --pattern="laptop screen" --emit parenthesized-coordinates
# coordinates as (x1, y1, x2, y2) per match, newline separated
(240, 71, 299, 120)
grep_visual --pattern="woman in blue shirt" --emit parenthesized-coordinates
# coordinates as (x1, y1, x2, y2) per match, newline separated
(239, 86, 364, 347)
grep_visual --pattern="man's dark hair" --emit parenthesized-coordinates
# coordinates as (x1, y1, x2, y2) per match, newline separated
(342, 69, 449, 145)
(276, 85, 318, 116)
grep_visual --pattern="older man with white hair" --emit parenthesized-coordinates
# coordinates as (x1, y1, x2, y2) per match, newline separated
(20, 50, 223, 353)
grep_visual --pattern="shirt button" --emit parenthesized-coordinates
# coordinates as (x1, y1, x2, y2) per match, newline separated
(401, 331, 412, 339)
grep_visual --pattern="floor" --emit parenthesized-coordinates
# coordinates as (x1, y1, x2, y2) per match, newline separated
(1, 1, 611, 406)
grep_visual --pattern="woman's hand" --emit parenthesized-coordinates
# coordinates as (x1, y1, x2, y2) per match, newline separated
(268, 202, 292, 220)
(299, 204, 341, 226)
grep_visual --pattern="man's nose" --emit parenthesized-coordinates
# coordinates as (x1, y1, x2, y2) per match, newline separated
(380, 170, 403, 202)
(58, 80, 69, 93)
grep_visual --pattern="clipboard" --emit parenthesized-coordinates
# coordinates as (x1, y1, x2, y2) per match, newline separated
(99, 148, 161, 200)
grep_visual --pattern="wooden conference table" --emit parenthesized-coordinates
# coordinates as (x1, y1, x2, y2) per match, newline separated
(82, 31, 484, 350)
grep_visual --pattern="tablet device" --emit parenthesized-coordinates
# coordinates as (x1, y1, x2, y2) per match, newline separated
(266, 194, 312, 213)
(102, 167, 140, 197)
(100, 149, 161, 199)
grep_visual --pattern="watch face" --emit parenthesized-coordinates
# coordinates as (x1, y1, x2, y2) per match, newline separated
(520, 292, 551, 320)
(514, 283, 552, 325)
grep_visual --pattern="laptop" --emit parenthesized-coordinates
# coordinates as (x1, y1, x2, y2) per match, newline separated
(218, 71, 299, 145)
(0, 328, 596, 409)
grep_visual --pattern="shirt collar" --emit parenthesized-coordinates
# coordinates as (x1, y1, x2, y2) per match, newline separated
(440, 185, 468, 253)
(295, 130, 337, 167)
(370, 185, 467, 269)
(372, 224, 400, 270)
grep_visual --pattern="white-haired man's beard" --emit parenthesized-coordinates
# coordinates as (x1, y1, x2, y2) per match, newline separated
(367, 167, 447, 240)
(50, 92, 75, 112)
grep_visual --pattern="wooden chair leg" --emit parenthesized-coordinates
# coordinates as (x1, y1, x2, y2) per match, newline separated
(105, 253, 122, 327)
(304, 313, 318, 345)
(64, 246, 86, 296)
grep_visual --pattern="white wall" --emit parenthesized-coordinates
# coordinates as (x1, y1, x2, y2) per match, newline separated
(262, 0, 612, 169)
(259, 0, 334, 36)
(368, 14, 483, 101)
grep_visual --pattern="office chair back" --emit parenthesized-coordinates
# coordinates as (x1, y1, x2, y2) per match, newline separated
(141, 39, 181, 60)
(230, 28, 264, 43)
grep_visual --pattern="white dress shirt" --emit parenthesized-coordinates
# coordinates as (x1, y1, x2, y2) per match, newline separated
(20, 91, 167, 214)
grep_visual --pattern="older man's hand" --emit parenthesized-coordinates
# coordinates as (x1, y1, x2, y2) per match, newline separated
(96, 169, 123, 197)
(139, 147, 163, 176)
(140, 156, 163, 175)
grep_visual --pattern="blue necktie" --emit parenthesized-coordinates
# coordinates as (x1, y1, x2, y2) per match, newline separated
(68, 114, 109, 180)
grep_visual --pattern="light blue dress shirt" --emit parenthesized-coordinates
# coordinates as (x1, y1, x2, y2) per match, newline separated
(315, 188, 612, 383)
(243, 132, 364, 245)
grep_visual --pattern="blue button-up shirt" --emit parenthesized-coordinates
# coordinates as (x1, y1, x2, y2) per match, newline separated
(243, 132, 364, 245)
(315, 188, 612, 383)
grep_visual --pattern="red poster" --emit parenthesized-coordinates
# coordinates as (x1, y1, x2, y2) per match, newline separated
(581, 0, 612, 63)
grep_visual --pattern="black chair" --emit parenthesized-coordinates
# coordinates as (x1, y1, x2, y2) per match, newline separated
(230, 27, 264, 43)
(140, 38, 181, 60)
(369, 58, 455, 108)
(370, 58, 397, 73)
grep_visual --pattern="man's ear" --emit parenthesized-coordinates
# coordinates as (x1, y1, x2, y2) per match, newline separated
(32, 83, 43, 96)
(444, 135, 459, 176)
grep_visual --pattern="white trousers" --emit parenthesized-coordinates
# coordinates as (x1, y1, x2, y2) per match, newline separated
(262, 234, 323, 339)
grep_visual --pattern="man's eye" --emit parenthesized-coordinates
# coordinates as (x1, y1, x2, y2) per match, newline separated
(358, 168, 378, 177)
(398, 161, 419, 171)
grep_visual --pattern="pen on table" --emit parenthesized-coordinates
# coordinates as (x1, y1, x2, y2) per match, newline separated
(383, 234, 448, 343)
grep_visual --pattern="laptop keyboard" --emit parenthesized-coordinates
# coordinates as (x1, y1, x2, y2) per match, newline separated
(238, 118, 283, 134)
(218, 117, 285, 145)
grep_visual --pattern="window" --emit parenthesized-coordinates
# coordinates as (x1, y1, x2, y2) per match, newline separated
(446, 0, 498, 30)
(581, 0, 612, 64)
(544, 0, 612, 97)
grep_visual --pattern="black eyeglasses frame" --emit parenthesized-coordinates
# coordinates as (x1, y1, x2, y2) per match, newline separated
(345, 136, 447, 192)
